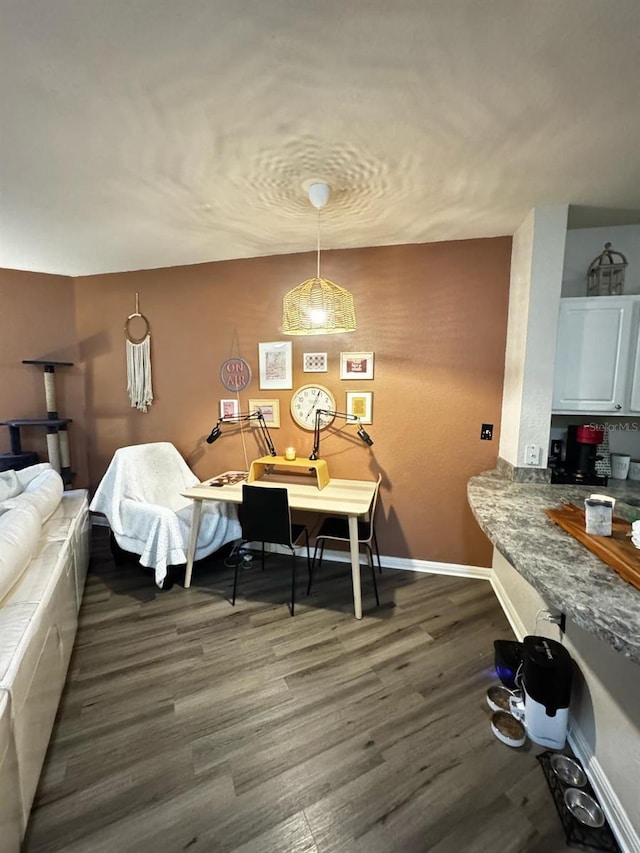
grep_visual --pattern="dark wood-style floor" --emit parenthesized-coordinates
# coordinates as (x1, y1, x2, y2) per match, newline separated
(23, 530, 568, 853)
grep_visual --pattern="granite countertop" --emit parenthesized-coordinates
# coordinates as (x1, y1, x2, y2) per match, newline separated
(467, 470, 640, 664)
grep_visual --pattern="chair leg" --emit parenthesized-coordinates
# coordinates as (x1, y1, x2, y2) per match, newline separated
(373, 529, 382, 574)
(232, 559, 240, 605)
(261, 542, 265, 571)
(365, 544, 380, 606)
(303, 529, 312, 591)
(290, 549, 296, 616)
(307, 537, 325, 594)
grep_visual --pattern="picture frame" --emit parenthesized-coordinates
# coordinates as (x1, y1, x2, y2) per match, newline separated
(346, 391, 373, 424)
(248, 399, 280, 427)
(219, 398, 240, 420)
(258, 341, 292, 389)
(340, 351, 374, 380)
(303, 352, 328, 373)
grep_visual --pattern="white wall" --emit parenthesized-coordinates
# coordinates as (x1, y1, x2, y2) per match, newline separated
(562, 225, 640, 298)
(492, 549, 640, 852)
(498, 205, 568, 467)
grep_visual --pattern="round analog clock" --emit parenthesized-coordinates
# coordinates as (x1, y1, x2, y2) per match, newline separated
(290, 384, 336, 430)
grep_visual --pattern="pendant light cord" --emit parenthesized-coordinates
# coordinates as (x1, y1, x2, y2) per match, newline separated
(317, 208, 322, 279)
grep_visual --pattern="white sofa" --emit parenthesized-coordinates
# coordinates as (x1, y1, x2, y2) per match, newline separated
(0, 464, 89, 852)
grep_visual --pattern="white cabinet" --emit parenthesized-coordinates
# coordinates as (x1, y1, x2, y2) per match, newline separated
(552, 296, 640, 414)
(628, 319, 640, 413)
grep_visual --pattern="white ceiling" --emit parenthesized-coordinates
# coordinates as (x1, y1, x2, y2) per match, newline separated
(1, 0, 639, 277)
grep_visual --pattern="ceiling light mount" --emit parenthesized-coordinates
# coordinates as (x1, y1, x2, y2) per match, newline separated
(307, 182, 331, 210)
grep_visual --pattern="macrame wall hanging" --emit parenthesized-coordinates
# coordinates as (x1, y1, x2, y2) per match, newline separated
(124, 293, 154, 413)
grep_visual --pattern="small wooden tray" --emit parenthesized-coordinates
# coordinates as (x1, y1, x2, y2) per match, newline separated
(546, 503, 640, 591)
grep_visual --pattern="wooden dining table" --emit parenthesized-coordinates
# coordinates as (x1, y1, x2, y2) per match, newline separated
(182, 474, 379, 618)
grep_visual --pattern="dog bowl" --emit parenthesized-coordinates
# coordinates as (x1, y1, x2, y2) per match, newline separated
(563, 788, 605, 828)
(486, 684, 521, 713)
(490, 711, 526, 748)
(550, 755, 587, 787)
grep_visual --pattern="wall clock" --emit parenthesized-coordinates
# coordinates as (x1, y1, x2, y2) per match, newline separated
(290, 384, 336, 430)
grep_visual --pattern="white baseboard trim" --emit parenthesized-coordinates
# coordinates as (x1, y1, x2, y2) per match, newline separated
(490, 572, 639, 853)
(91, 529, 488, 581)
(490, 572, 528, 640)
(309, 547, 492, 580)
(568, 724, 639, 853)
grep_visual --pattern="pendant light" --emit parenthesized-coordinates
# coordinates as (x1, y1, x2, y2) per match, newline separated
(282, 182, 356, 335)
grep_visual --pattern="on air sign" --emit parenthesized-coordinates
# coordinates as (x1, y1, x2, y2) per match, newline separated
(220, 357, 252, 392)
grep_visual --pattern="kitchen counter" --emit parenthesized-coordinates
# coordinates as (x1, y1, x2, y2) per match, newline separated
(467, 470, 640, 664)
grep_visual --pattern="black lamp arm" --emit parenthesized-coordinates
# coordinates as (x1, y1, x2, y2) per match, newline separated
(254, 411, 277, 457)
(309, 408, 372, 461)
(206, 410, 277, 457)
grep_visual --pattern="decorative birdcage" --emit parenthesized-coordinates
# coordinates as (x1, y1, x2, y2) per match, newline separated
(587, 242, 628, 296)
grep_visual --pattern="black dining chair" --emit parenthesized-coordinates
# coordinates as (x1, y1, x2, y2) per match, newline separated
(233, 484, 311, 616)
(307, 474, 382, 606)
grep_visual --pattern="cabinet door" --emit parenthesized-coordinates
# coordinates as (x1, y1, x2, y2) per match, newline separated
(627, 305, 640, 413)
(552, 298, 632, 413)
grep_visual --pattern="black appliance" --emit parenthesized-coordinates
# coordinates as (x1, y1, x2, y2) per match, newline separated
(520, 635, 573, 748)
(551, 424, 608, 486)
(494, 639, 523, 690)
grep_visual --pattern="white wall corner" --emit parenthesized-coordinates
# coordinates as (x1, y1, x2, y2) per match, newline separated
(499, 210, 534, 465)
(499, 205, 569, 467)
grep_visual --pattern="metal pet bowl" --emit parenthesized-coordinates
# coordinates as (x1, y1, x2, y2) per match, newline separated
(490, 711, 526, 748)
(486, 685, 520, 713)
(563, 788, 605, 828)
(550, 755, 587, 787)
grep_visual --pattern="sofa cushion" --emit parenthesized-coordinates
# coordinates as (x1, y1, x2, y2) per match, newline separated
(0, 604, 38, 684)
(0, 468, 63, 524)
(0, 505, 42, 604)
(0, 464, 54, 504)
(14, 464, 53, 490)
(3, 541, 68, 607)
(0, 470, 19, 503)
(0, 690, 22, 851)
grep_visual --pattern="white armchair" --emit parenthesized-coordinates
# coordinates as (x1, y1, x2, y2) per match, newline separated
(90, 442, 241, 587)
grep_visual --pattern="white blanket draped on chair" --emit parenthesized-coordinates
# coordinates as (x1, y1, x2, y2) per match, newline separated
(90, 442, 241, 586)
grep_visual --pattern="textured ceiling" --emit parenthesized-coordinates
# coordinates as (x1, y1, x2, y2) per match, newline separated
(1, 0, 639, 276)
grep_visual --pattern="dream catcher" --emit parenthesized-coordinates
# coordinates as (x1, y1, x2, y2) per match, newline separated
(124, 293, 154, 413)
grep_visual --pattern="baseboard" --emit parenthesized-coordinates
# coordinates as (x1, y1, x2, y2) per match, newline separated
(568, 724, 639, 853)
(267, 543, 491, 581)
(490, 572, 639, 853)
(90, 528, 489, 582)
(490, 572, 528, 640)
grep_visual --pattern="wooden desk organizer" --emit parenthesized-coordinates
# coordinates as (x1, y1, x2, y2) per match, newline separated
(248, 456, 330, 490)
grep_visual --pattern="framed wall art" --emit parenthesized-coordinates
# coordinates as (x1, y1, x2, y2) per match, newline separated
(219, 398, 240, 419)
(346, 391, 373, 424)
(258, 341, 292, 389)
(249, 399, 281, 427)
(303, 352, 328, 373)
(340, 351, 374, 380)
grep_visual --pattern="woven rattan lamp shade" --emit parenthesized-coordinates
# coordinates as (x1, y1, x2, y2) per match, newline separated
(282, 275, 356, 335)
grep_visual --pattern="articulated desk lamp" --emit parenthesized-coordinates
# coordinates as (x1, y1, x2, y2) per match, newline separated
(309, 409, 374, 461)
(206, 410, 277, 457)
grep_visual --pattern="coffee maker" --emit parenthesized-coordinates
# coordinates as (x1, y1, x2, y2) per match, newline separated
(551, 424, 608, 486)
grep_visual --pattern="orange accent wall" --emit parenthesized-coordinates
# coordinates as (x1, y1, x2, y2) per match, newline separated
(0, 269, 89, 484)
(73, 237, 510, 566)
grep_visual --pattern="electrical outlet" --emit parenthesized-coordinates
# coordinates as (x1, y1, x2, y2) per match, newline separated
(525, 444, 540, 465)
(480, 423, 493, 440)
